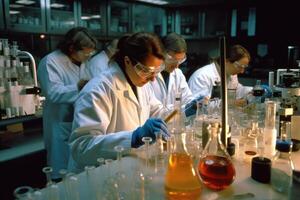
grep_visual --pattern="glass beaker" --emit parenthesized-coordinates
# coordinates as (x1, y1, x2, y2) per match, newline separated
(164, 129, 202, 199)
(198, 123, 236, 190)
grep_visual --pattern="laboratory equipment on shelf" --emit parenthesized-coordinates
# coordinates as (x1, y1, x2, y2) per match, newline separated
(0, 38, 40, 119)
(198, 122, 236, 191)
(268, 46, 300, 151)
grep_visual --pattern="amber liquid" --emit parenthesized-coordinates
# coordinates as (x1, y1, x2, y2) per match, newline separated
(198, 155, 235, 190)
(165, 153, 201, 200)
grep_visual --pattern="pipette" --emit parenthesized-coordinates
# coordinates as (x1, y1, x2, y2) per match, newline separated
(164, 109, 178, 123)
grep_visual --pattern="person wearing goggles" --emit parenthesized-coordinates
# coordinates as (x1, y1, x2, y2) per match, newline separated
(189, 44, 253, 106)
(149, 32, 203, 118)
(68, 32, 171, 173)
(37, 27, 97, 181)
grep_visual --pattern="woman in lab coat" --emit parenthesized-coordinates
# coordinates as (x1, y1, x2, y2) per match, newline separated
(188, 45, 253, 103)
(38, 27, 97, 180)
(68, 32, 170, 172)
(150, 33, 195, 114)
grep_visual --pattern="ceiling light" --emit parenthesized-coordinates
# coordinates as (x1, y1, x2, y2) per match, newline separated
(136, 0, 169, 5)
(81, 16, 91, 20)
(50, 3, 66, 8)
(90, 15, 101, 19)
(9, 10, 21, 15)
(16, 0, 35, 5)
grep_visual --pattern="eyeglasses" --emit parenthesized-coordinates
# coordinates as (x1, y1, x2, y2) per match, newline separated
(77, 50, 96, 57)
(234, 61, 248, 69)
(165, 53, 187, 65)
(132, 59, 165, 78)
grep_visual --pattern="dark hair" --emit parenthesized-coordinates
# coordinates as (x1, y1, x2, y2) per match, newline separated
(210, 44, 250, 64)
(57, 27, 97, 56)
(162, 32, 187, 53)
(227, 45, 250, 62)
(113, 32, 165, 66)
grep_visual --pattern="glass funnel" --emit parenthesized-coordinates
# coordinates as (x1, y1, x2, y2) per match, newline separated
(198, 122, 236, 190)
(164, 127, 202, 199)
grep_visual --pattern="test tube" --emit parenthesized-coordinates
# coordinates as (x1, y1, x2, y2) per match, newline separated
(13, 186, 33, 200)
(42, 167, 60, 200)
(85, 166, 100, 200)
(142, 137, 152, 169)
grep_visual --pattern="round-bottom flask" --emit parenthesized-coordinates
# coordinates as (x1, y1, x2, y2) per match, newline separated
(198, 122, 236, 190)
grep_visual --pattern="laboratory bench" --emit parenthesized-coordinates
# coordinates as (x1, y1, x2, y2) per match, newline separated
(0, 115, 46, 200)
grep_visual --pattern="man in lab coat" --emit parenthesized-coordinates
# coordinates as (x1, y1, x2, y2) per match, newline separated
(38, 27, 97, 180)
(150, 33, 195, 114)
(68, 32, 170, 173)
(188, 45, 253, 105)
(88, 38, 119, 76)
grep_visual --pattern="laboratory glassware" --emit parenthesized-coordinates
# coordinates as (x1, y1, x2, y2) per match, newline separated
(198, 123, 236, 190)
(165, 127, 202, 199)
(13, 186, 34, 200)
(271, 142, 294, 194)
(42, 166, 60, 200)
(264, 100, 277, 158)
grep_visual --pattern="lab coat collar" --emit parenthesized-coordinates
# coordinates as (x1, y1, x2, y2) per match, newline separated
(109, 61, 141, 110)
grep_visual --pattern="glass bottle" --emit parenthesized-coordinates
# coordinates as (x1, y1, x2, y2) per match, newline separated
(198, 122, 236, 190)
(271, 141, 294, 194)
(164, 128, 202, 199)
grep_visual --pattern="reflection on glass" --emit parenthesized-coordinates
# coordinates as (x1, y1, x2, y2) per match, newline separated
(133, 4, 166, 35)
(180, 11, 198, 36)
(80, 0, 102, 31)
(49, 0, 75, 29)
(8, 0, 42, 26)
(110, 1, 129, 33)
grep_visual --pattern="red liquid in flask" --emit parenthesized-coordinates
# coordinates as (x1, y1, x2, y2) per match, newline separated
(198, 155, 236, 190)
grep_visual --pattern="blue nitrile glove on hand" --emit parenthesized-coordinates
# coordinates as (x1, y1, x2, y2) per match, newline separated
(261, 84, 272, 98)
(184, 95, 205, 117)
(131, 118, 170, 148)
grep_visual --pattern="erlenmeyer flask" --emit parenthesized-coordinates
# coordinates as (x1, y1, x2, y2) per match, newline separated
(198, 122, 236, 190)
(164, 127, 202, 199)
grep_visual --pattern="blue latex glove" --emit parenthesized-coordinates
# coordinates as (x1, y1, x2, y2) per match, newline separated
(184, 96, 205, 117)
(131, 118, 170, 148)
(261, 84, 272, 98)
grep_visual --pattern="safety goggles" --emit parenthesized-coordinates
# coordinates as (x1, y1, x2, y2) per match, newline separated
(165, 53, 187, 65)
(233, 61, 248, 69)
(77, 50, 96, 58)
(132, 59, 165, 78)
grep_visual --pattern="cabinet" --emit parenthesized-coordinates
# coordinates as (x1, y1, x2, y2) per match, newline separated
(175, 8, 226, 39)
(77, 0, 106, 36)
(3, 0, 46, 33)
(178, 10, 199, 38)
(0, 1, 4, 30)
(46, 0, 78, 34)
(132, 4, 166, 36)
(107, 0, 131, 36)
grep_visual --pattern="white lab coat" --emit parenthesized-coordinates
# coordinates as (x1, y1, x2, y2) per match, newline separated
(150, 68, 194, 110)
(188, 62, 252, 99)
(87, 50, 110, 77)
(68, 61, 166, 172)
(38, 50, 91, 179)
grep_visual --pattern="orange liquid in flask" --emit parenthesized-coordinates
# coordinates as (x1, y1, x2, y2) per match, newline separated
(165, 153, 201, 200)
